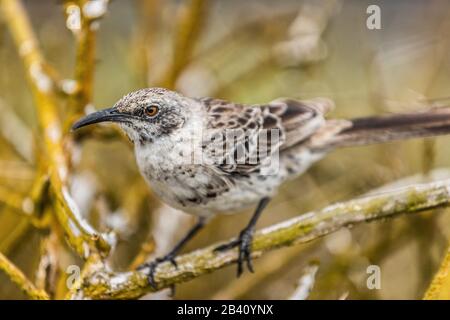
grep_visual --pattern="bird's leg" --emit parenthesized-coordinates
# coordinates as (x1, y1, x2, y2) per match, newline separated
(215, 197, 270, 277)
(138, 217, 206, 288)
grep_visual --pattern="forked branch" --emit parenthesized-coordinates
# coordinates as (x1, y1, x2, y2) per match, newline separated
(1, 0, 112, 258)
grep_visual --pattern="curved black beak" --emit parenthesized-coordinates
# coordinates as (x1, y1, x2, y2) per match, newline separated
(72, 107, 132, 130)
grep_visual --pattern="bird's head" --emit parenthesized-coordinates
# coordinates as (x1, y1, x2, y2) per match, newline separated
(72, 88, 189, 144)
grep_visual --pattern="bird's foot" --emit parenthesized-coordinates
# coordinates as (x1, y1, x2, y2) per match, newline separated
(214, 228, 255, 277)
(137, 253, 178, 289)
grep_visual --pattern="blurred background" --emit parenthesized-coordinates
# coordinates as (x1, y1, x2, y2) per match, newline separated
(1, 0, 450, 299)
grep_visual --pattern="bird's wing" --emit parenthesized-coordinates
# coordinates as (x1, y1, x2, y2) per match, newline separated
(197, 97, 333, 175)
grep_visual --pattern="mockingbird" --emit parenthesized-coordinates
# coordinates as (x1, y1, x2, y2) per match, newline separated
(73, 87, 450, 286)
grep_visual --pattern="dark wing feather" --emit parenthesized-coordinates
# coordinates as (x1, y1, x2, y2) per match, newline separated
(198, 97, 333, 175)
(270, 98, 334, 149)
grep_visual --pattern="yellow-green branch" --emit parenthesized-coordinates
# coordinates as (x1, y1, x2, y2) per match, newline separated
(1, 0, 111, 258)
(423, 245, 450, 300)
(64, 0, 109, 126)
(159, 0, 207, 88)
(0, 184, 27, 213)
(0, 251, 50, 300)
(70, 179, 450, 299)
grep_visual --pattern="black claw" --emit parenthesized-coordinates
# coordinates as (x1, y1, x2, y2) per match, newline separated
(139, 254, 179, 289)
(169, 258, 178, 268)
(137, 262, 157, 288)
(237, 229, 254, 276)
(216, 198, 269, 277)
(246, 250, 254, 273)
(215, 228, 255, 277)
(237, 259, 243, 277)
(146, 262, 159, 289)
(165, 253, 178, 269)
(168, 284, 176, 297)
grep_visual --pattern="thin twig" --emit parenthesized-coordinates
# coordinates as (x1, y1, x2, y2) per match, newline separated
(0, 251, 50, 300)
(289, 261, 320, 300)
(421, 12, 450, 175)
(0, 220, 30, 256)
(0, 98, 34, 163)
(64, 0, 109, 127)
(133, 0, 161, 87)
(0, 160, 33, 181)
(158, 0, 207, 89)
(0, 184, 28, 213)
(0, 174, 50, 227)
(69, 179, 450, 299)
(35, 233, 61, 298)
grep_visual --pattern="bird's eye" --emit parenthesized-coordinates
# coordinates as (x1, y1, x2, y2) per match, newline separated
(145, 105, 159, 117)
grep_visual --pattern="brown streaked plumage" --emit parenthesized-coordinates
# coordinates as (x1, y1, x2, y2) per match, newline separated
(72, 87, 450, 287)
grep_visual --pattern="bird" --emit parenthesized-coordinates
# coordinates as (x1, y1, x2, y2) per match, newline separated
(72, 87, 450, 287)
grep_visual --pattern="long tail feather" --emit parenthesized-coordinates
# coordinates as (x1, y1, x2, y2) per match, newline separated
(318, 107, 450, 149)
